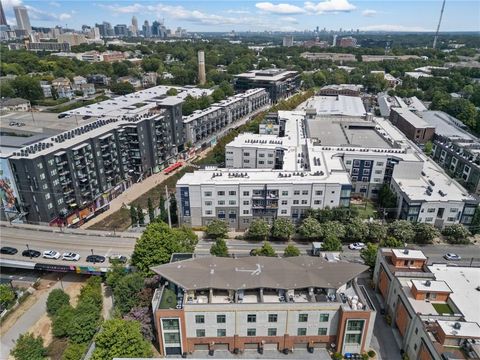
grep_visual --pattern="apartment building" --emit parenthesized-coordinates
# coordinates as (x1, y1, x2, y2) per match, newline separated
(317, 84, 363, 97)
(152, 256, 375, 356)
(177, 95, 478, 229)
(373, 248, 480, 360)
(389, 108, 435, 144)
(300, 52, 357, 62)
(234, 68, 300, 103)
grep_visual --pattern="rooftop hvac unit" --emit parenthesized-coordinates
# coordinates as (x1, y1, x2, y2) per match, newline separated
(403, 249, 409, 255)
(425, 280, 431, 287)
(453, 322, 461, 330)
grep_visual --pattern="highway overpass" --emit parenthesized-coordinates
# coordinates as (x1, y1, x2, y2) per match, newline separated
(0, 222, 138, 274)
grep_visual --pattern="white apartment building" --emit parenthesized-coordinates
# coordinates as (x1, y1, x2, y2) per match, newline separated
(177, 95, 478, 229)
(152, 256, 375, 357)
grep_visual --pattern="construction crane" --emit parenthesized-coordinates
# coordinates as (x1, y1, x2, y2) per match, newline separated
(433, 0, 446, 49)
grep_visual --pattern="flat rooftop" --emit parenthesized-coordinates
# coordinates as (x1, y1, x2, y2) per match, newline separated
(152, 256, 368, 291)
(304, 95, 366, 118)
(235, 68, 298, 82)
(392, 248, 427, 260)
(437, 320, 480, 338)
(420, 110, 477, 141)
(428, 264, 480, 324)
(392, 108, 432, 129)
(411, 279, 452, 293)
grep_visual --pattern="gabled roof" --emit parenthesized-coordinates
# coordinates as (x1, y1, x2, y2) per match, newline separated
(151, 256, 368, 291)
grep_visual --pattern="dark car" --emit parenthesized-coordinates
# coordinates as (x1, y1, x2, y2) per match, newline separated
(22, 249, 41, 258)
(108, 255, 128, 264)
(57, 113, 68, 119)
(0, 247, 18, 255)
(86, 255, 106, 263)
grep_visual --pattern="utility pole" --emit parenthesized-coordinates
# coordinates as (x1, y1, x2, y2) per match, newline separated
(165, 185, 171, 228)
(433, 0, 446, 49)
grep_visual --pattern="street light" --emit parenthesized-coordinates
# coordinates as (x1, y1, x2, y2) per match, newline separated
(91, 248, 95, 264)
(26, 244, 31, 259)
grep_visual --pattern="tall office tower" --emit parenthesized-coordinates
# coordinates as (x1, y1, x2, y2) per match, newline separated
(142, 20, 151, 37)
(131, 16, 138, 36)
(14, 6, 31, 33)
(0, 1, 7, 26)
(197, 50, 206, 85)
(282, 35, 293, 47)
(332, 34, 338, 46)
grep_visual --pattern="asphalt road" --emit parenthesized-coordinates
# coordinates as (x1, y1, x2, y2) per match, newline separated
(195, 239, 480, 265)
(0, 223, 137, 268)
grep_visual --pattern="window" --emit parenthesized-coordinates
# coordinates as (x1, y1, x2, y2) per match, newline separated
(37, 162, 43, 169)
(50, 169, 57, 176)
(196, 329, 205, 337)
(229, 191, 236, 196)
(48, 159, 54, 166)
(247, 328, 256, 336)
(297, 328, 307, 336)
(45, 193, 50, 200)
(205, 210, 212, 215)
(293, 200, 299, 205)
(282, 191, 288, 196)
(415, 328, 418, 335)
(352, 168, 359, 175)
(218, 200, 225, 205)
(281, 200, 288, 205)
(447, 217, 456, 222)
(244, 159, 250, 163)
(47, 203, 53, 209)
(362, 177, 369, 182)
(425, 217, 433, 222)
(217, 315, 226, 323)
(259, 153, 265, 157)
(205, 201, 212, 206)
(450, 208, 458, 213)
(427, 208, 436, 213)
(268, 314, 278, 322)
(414, 344, 417, 351)
(314, 200, 321, 205)
(346, 160, 352, 165)
(164, 332, 180, 343)
(217, 329, 226, 337)
(217, 191, 225, 196)
(363, 169, 370, 175)
(302, 190, 308, 195)
(345, 334, 362, 344)
(281, 209, 287, 214)
(247, 314, 256, 323)
(268, 328, 277, 336)
(351, 176, 358, 182)
(319, 314, 329, 322)
(375, 170, 382, 174)
(298, 314, 308, 322)
(376, 162, 384, 166)
(318, 328, 327, 335)
(39, 173, 46, 180)
(243, 200, 250, 205)
(243, 210, 249, 215)
(364, 161, 372, 168)
(204, 191, 212, 197)
(294, 190, 300, 195)
(258, 161, 264, 165)
(244, 152, 250, 156)
(315, 190, 323, 196)
(57, 198, 63, 205)
(229, 200, 236, 205)
(243, 191, 250, 196)
(195, 315, 205, 324)
(347, 320, 364, 331)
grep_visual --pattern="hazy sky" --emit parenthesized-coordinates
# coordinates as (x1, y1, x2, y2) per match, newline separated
(2, 0, 479, 32)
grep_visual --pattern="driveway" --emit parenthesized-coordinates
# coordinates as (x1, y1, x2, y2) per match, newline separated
(358, 277, 401, 360)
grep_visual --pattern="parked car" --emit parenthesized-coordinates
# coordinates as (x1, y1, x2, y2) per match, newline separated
(86, 255, 105, 263)
(22, 249, 41, 258)
(444, 253, 461, 261)
(0, 246, 18, 255)
(108, 254, 128, 264)
(43, 250, 61, 259)
(348, 242, 366, 250)
(62, 252, 81, 261)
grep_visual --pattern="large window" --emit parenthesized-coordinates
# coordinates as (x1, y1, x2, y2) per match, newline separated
(217, 315, 226, 323)
(347, 320, 364, 331)
(319, 314, 329, 322)
(217, 329, 226, 337)
(195, 315, 205, 324)
(268, 314, 278, 322)
(162, 319, 179, 330)
(345, 333, 362, 344)
(318, 328, 327, 336)
(247, 314, 256, 323)
(164, 333, 180, 343)
(297, 328, 307, 336)
(196, 329, 205, 337)
(247, 328, 256, 336)
(268, 328, 277, 336)
(298, 314, 308, 322)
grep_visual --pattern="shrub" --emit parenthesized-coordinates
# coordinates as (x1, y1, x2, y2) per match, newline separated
(205, 219, 229, 240)
(11, 333, 47, 360)
(52, 305, 75, 338)
(442, 224, 471, 244)
(46, 289, 70, 316)
(368, 350, 376, 358)
(62, 342, 87, 360)
(332, 353, 343, 360)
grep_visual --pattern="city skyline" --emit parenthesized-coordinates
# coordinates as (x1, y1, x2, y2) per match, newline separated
(0, 0, 479, 33)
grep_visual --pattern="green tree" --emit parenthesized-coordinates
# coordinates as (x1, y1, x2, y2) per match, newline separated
(52, 305, 75, 338)
(110, 81, 135, 95)
(169, 193, 178, 225)
(137, 206, 145, 226)
(132, 221, 198, 274)
(363, 73, 388, 93)
(166, 87, 178, 96)
(46, 289, 70, 316)
(130, 206, 137, 226)
(298, 216, 322, 239)
(424, 141, 433, 156)
(360, 243, 379, 268)
(92, 319, 152, 360)
(254, 241, 276, 257)
(322, 235, 343, 252)
(414, 223, 439, 244)
(68, 302, 101, 344)
(319, 221, 346, 241)
(141, 57, 161, 72)
(105, 263, 127, 289)
(0, 284, 15, 307)
(147, 198, 155, 223)
(10, 76, 43, 102)
(0, 80, 15, 98)
(205, 219, 229, 240)
(212, 87, 225, 102)
(62, 342, 87, 360)
(380, 236, 404, 248)
(378, 184, 397, 213)
(11, 333, 47, 360)
(158, 195, 168, 223)
(246, 219, 270, 241)
(112, 61, 130, 77)
(271, 218, 295, 240)
(367, 222, 388, 243)
(442, 224, 471, 244)
(345, 218, 369, 243)
(283, 244, 300, 257)
(210, 239, 229, 257)
(113, 272, 144, 315)
(389, 220, 415, 243)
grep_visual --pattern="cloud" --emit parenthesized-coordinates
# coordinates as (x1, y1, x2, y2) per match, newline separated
(24, 5, 73, 22)
(359, 24, 431, 32)
(362, 9, 377, 17)
(225, 9, 250, 14)
(255, 2, 305, 14)
(304, 0, 356, 14)
(49, 1, 61, 7)
(1, 0, 22, 11)
(279, 16, 299, 24)
(58, 13, 71, 21)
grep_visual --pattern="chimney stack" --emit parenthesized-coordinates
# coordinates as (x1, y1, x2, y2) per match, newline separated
(198, 50, 206, 86)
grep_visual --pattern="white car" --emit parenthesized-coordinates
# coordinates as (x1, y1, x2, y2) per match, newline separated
(348, 242, 366, 250)
(43, 250, 60, 259)
(444, 253, 461, 261)
(62, 252, 81, 261)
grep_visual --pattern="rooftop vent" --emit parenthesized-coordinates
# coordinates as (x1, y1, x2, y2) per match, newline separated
(403, 249, 409, 255)
(453, 322, 461, 330)
(425, 280, 431, 287)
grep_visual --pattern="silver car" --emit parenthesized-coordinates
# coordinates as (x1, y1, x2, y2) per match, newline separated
(43, 250, 61, 259)
(62, 252, 81, 261)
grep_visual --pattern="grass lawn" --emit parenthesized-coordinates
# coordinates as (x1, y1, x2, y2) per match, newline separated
(432, 303, 454, 315)
(159, 287, 177, 309)
(352, 200, 378, 219)
(87, 207, 131, 232)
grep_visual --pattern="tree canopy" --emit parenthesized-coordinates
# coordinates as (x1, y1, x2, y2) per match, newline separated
(205, 219, 229, 240)
(11, 333, 47, 360)
(210, 238, 229, 257)
(245, 219, 270, 241)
